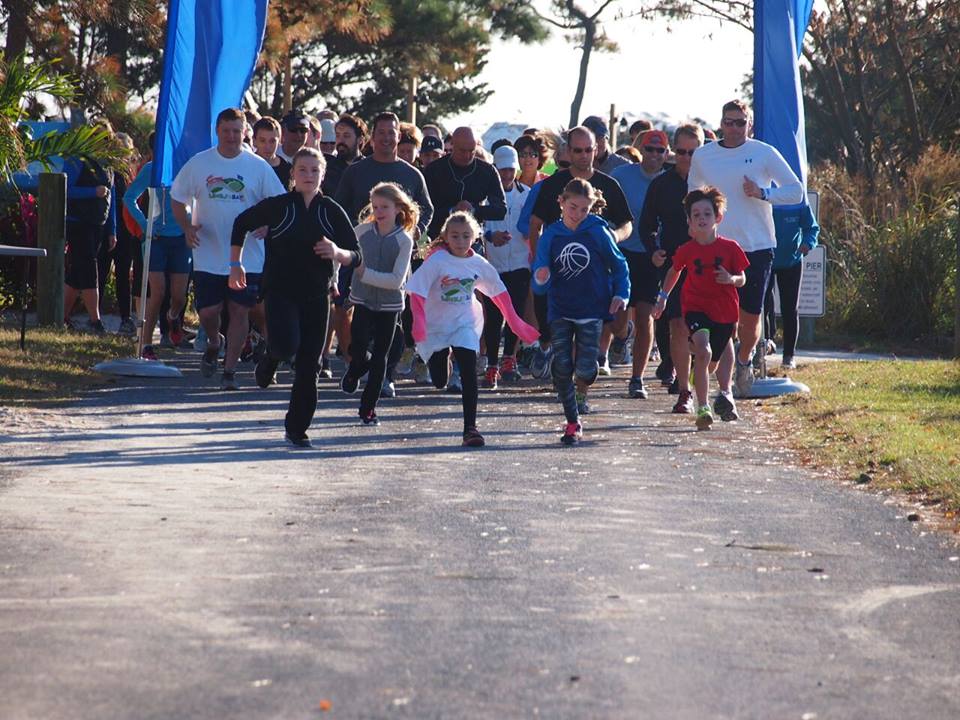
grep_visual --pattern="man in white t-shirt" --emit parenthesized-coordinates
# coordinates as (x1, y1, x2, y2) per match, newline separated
(687, 99, 803, 397)
(171, 107, 286, 389)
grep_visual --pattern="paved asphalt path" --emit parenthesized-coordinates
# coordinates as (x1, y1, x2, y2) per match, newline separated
(1, 352, 958, 720)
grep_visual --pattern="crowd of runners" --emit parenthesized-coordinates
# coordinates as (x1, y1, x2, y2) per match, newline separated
(60, 99, 817, 448)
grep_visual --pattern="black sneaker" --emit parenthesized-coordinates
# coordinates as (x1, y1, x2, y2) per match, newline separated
(284, 430, 311, 448)
(255, 356, 279, 389)
(628, 376, 648, 399)
(318, 357, 333, 380)
(340, 371, 359, 394)
(668, 377, 680, 395)
(713, 392, 739, 422)
(360, 410, 380, 426)
(462, 427, 485, 447)
(560, 421, 582, 446)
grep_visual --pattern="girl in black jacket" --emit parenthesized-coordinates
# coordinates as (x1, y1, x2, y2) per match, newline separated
(230, 148, 360, 447)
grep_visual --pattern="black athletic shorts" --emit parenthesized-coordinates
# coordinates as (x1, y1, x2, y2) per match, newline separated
(738, 248, 774, 315)
(685, 311, 735, 359)
(623, 249, 660, 307)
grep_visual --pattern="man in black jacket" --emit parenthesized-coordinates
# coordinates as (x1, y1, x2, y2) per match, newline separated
(423, 127, 506, 240)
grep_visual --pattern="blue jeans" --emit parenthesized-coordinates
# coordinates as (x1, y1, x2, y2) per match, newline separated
(550, 318, 602, 423)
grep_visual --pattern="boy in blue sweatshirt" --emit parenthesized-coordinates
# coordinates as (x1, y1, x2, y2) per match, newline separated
(533, 178, 630, 445)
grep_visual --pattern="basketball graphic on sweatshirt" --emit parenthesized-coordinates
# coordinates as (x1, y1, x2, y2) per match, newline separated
(557, 242, 590, 279)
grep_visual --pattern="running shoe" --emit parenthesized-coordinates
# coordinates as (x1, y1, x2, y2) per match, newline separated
(597, 355, 611, 376)
(695, 405, 714, 431)
(462, 426, 485, 447)
(476, 355, 488, 376)
(255, 356, 279, 389)
(713, 391, 739, 422)
(765, 339, 777, 355)
(781, 355, 797, 370)
(668, 377, 680, 395)
(530, 345, 553, 380)
(141, 345, 158, 361)
(117, 317, 136, 336)
(318, 356, 333, 380)
(499, 356, 521, 383)
(84, 319, 107, 335)
(516, 344, 534, 369)
(285, 430, 311, 448)
(167, 315, 184, 347)
(482, 366, 500, 390)
(193, 326, 208, 352)
(655, 361, 675, 386)
(560, 421, 583, 446)
(340, 370, 359, 394)
(649, 345, 661, 364)
(380, 378, 396, 398)
(446, 366, 462, 394)
(159, 333, 174, 349)
(628, 376, 648, 399)
(609, 320, 634, 366)
(412, 355, 430, 384)
(733, 360, 754, 398)
(200, 348, 219, 377)
(576, 391, 591, 415)
(220, 370, 239, 391)
(672, 390, 694, 414)
(395, 347, 415, 377)
(252, 337, 267, 364)
(360, 410, 380, 426)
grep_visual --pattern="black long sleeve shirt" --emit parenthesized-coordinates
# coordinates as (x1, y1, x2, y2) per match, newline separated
(423, 156, 507, 239)
(637, 167, 691, 257)
(232, 192, 359, 300)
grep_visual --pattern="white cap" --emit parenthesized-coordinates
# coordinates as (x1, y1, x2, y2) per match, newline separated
(320, 118, 336, 143)
(493, 145, 519, 170)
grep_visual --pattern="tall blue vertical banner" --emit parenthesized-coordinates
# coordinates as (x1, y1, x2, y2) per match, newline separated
(753, 0, 814, 194)
(151, 0, 270, 187)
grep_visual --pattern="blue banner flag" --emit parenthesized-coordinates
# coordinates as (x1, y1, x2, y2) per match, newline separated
(753, 0, 814, 195)
(151, 0, 269, 187)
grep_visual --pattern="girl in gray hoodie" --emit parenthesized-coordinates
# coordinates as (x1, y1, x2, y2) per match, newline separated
(340, 182, 419, 425)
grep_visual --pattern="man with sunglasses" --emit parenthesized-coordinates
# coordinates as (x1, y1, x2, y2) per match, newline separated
(637, 124, 705, 412)
(277, 110, 310, 164)
(527, 126, 632, 379)
(582, 115, 629, 175)
(688, 99, 803, 397)
(604, 129, 670, 394)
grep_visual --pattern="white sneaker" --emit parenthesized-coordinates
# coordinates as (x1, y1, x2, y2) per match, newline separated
(733, 361, 754, 398)
(598, 356, 612, 376)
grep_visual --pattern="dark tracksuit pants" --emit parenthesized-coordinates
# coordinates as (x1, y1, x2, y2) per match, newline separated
(347, 305, 398, 416)
(482, 268, 530, 366)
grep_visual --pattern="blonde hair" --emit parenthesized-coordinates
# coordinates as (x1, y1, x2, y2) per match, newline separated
(359, 182, 420, 234)
(559, 178, 606, 213)
(428, 211, 481, 254)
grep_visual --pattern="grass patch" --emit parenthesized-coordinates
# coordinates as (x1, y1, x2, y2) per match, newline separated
(772, 359, 960, 519)
(0, 326, 134, 406)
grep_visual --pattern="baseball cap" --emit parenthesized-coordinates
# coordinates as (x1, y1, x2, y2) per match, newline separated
(280, 110, 310, 131)
(320, 118, 336, 143)
(493, 145, 519, 170)
(582, 115, 609, 139)
(420, 135, 444, 153)
(639, 129, 670, 147)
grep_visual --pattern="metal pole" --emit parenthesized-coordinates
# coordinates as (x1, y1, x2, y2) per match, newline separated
(608, 103, 617, 148)
(36, 172, 66, 326)
(136, 187, 157, 358)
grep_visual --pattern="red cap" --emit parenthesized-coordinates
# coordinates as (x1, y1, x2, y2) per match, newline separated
(639, 130, 669, 147)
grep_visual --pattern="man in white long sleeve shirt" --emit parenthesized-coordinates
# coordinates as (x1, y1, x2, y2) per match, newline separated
(687, 99, 804, 397)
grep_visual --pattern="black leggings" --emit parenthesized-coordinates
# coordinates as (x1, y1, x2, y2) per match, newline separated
(763, 262, 803, 358)
(428, 347, 478, 430)
(65, 221, 101, 290)
(98, 231, 140, 319)
(533, 293, 551, 344)
(265, 292, 330, 437)
(482, 268, 530, 366)
(347, 305, 398, 415)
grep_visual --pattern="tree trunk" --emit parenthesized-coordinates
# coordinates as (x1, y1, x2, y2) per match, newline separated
(3, 0, 31, 61)
(566, 1, 594, 129)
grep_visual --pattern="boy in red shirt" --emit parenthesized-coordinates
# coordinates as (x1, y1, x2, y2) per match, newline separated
(654, 187, 749, 430)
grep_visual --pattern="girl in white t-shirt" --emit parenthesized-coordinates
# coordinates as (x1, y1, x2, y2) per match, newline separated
(406, 212, 538, 447)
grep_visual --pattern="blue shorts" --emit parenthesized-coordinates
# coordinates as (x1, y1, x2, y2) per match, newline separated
(738, 248, 774, 315)
(148, 234, 192, 274)
(193, 271, 262, 310)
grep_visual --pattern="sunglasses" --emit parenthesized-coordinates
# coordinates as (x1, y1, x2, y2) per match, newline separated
(643, 145, 667, 154)
(518, 151, 538, 159)
(674, 148, 696, 157)
(570, 146, 595, 154)
(722, 118, 748, 128)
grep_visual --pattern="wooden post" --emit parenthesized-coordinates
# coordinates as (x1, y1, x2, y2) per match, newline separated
(608, 103, 617, 148)
(407, 75, 418, 125)
(955, 194, 960, 358)
(36, 172, 66, 327)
